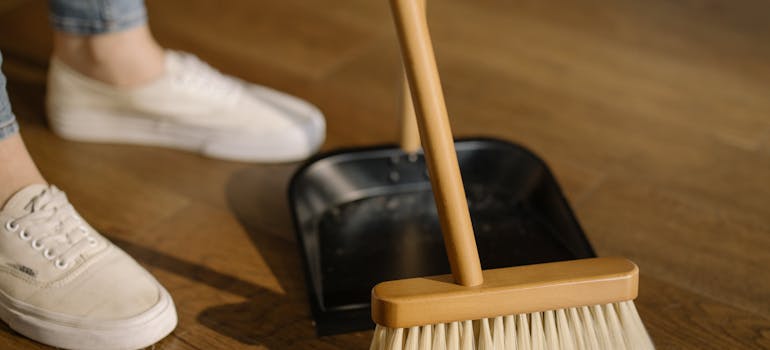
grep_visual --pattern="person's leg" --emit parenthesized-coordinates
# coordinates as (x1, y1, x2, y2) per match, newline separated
(53, 27, 164, 88)
(0, 48, 176, 349)
(46, 0, 326, 162)
(49, 0, 164, 87)
(0, 52, 46, 206)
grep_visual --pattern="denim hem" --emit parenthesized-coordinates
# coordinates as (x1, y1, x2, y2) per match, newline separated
(49, 8, 147, 35)
(0, 117, 19, 140)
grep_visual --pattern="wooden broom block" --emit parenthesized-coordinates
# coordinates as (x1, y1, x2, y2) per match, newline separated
(371, 257, 640, 328)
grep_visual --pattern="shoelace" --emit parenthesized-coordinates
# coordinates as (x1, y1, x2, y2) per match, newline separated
(4, 187, 98, 270)
(172, 52, 244, 103)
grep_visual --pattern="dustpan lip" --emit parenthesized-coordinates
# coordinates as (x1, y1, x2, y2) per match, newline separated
(288, 136, 545, 194)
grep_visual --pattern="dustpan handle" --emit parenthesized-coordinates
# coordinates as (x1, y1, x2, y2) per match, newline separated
(390, 0, 483, 287)
(399, 74, 421, 153)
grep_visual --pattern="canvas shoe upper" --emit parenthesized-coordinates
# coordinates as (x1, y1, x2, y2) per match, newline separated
(0, 184, 176, 350)
(46, 50, 326, 162)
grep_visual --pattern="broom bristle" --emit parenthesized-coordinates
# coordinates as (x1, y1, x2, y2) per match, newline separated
(370, 300, 654, 350)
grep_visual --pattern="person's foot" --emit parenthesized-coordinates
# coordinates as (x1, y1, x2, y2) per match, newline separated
(46, 50, 325, 162)
(0, 184, 177, 350)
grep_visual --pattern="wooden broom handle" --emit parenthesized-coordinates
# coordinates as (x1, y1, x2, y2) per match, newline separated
(398, 0, 424, 153)
(390, 0, 483, 286)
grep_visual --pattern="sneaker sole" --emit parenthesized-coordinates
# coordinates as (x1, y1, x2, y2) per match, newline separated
(0, 287, 177, 350)
(47, 108, 323, 163)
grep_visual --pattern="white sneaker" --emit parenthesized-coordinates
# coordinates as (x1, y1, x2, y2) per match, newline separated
(46, 50, 326, 162)
(0, 184, 177, 350)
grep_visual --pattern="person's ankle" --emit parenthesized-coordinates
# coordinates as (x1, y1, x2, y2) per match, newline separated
(52, 26, 165, 88)
(0, 135, 46, 207)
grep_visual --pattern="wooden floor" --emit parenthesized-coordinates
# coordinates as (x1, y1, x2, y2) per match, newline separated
(1, 0, 769, 349)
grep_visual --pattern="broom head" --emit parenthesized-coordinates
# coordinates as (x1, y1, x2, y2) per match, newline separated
(370, 257, 654, 349)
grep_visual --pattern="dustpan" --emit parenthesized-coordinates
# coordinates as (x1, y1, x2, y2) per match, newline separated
(288, 1, 595, 336)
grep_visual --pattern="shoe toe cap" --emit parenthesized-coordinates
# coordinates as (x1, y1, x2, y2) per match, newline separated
(28, 246, 169, 321)
(204, 86, 326, 162)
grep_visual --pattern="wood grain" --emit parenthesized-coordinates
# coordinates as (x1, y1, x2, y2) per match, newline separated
(0, 0, 768, 349)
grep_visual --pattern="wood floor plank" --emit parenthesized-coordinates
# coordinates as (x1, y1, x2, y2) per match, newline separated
(431, 0, 770, 150)
(0, 1, 51, 66)
(579, 173, 770, 316)
(0, 0, 28, 14)
(637, 275, 770, 349)
(154, 334, 202, 350)
(309, 38, 403, 148)
(146, 0, 384, 80)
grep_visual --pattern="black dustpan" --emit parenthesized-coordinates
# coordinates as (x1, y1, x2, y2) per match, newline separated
(288, 1, 594, 337)
(289, 138, 594, 336)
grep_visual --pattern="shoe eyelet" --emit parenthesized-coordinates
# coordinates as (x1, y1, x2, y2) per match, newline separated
(88, 237, 98, 246)
(18, 230, 31, 241)
(5, 221, 19, 232)
(31, 239, 43, 250)
(43, 249, 55, 260)
(54, 259, 69, 269)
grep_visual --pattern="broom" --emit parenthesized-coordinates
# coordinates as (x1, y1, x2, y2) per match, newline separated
(370, 0, 656, 349)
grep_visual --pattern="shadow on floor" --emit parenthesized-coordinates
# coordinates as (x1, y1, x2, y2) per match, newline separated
(111, 231, 321, 348)
(195, 163, 328, 346)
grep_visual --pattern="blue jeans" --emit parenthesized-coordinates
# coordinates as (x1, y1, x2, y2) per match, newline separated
(0, 0, 146, 141)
